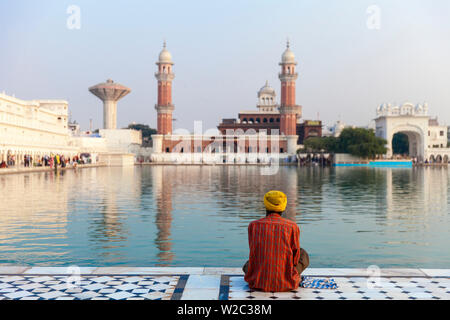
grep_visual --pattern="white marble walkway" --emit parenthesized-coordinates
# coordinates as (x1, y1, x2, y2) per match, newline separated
(0, 267, 448, 300)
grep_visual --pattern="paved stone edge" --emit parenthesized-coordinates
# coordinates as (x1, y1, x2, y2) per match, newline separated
(0, 267, 447, 277)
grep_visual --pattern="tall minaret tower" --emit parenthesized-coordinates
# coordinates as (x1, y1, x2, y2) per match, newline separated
(155, 42, 175, 135)
(279, 40, 302, 137)
(279, 40, 301, 154)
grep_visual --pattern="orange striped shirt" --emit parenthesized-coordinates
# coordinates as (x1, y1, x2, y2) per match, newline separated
(244, 213, 301, 292)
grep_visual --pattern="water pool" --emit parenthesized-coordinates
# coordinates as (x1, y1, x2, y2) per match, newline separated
(0, 166, 449, 268)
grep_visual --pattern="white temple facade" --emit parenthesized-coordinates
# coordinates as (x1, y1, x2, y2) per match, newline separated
(0, 92, 79, 164)
(375, 102, 450, 163)
(0, 92, 141, 166)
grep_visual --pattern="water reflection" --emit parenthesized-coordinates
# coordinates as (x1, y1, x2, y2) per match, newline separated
(0, 166, 448, 267)
(86, 167, 144, 263)
(152, 166, 174, 266)
(0, 170, 70, 264)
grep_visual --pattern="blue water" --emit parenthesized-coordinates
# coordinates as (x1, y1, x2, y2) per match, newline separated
(0, 166, 449, 268)
(335, 161, 413, 168)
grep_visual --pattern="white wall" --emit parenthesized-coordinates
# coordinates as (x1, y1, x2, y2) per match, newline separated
(0, 93, 78, 161)
(100, 129, 142, 153)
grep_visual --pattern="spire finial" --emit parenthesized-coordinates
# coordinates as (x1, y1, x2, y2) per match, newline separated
(286, 37, 290, 48)
(163, 39, 166, 49)
(265, 80, 269, 86)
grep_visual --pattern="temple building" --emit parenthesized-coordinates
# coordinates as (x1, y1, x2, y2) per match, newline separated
(375, 102, 450, 162)
(0, 92, 79, 164)
(0, 87, 141, 167)
(217, 80, 322, 145)
(151, 41, 322, 163)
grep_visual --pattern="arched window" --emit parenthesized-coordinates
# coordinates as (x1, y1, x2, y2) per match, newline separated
(165, 147, 170, 153)
(270, 118, 274, 123)
(276, 118, 280, 123)
(256, 118, 261, 124)
(263, 118, 268, 123)
(243, 118, 248, 124)
(249, 118, 254, 124)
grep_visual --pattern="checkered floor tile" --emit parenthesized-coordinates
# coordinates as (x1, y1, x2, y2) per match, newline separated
(227, 276, 450, 300)
(0, 275, 181, 300)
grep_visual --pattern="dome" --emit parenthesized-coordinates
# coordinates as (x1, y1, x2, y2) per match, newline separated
(281, 41, 296, 64)
(258, 81, 276, 97)
(158, 42, 173, 64)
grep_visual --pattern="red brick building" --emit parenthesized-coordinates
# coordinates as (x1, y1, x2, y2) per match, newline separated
(152, 41, 322, 162)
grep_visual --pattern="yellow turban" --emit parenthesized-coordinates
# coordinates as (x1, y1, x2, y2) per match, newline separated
(264, 191, 287, 213)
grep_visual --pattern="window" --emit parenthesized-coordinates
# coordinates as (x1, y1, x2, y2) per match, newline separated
(165, 147, 170, 153)
(440, 131, 444, 136)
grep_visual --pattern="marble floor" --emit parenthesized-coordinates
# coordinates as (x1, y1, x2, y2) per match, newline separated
(0, 267, 448, 300)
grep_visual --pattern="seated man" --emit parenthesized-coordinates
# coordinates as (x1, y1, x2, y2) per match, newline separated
(243, 191, 309, 292)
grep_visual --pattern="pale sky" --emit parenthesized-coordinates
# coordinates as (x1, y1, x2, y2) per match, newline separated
(1, 0, 450, 131)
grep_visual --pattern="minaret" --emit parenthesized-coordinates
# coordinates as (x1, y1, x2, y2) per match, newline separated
(89, 79, 131, 130)
(155, 42, 175, 135)
(279, 40, 301, 137)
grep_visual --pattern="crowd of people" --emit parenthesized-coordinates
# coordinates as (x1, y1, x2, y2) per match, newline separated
(0, 154, 92, 169)
(297, 154, 334, 167)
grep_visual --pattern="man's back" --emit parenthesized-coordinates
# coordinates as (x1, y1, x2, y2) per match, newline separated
(244, 213, 301, 292)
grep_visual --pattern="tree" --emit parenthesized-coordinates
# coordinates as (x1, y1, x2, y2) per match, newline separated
(302, 136, 339, 153)
(299, 128, 387, 159)
(338, 128, 387, 158)
(303, 137, 326, 152)
(126, 124, 157, 140)
(126, 123, 157, 147)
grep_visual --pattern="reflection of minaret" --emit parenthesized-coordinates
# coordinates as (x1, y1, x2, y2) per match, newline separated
(153, 166, 174, 265)
(284, 167, 298, 221)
